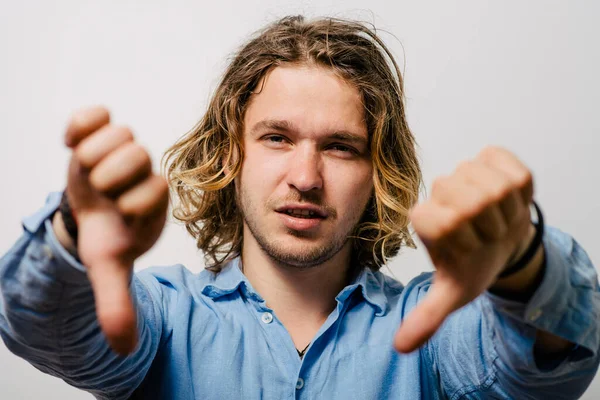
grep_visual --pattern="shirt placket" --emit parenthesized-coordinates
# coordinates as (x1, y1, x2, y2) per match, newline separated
(240, 282, 360, 398)
(241, 285, 303, 398)
(294, 292, 357, 399)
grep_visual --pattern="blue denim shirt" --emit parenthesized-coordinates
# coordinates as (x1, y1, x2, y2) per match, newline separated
(1, 192, 599, 399)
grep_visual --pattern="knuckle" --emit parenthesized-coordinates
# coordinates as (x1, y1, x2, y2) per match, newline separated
(132, 144, 152, 169)
(431, 176, 448, 196)
(516, 169, 533, 188)
(434, 222, 453, 240)
(117, 177, 168, 217)
(478, 145, 501, 161)
(121, 142, 151, 169)
(68, 113, 85, 131)
(88, 168, 108, 192)
(92, 105, 110, 118)
(117, 195, 141, 217)
(442, 209, 462, 233)
(156, 177, 169, 197)
(430, 222, 455, 243)
(409, 205, 429, 227)
(454, 160, 474, 176)
(489, 184, 511, 203)
(128, 142, 147, 157)
(114, 125, 135, 142)
(116, 197, 134, 215)
(68, 115, 89, 139)
(70, 106, 109, 130)
(458, 194, 483, 219)
(73, 146, 90, 167)
(408, 205, 426, 227)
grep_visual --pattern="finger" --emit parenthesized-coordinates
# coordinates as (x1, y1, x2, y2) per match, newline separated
(65, 106, 111, 148)
(470, 204, 507, 242)
(456, 160, 512, 202)
(476, 146, 534, 205)
(75, 125, 135, 169)
(432, 174, 506, 241)
(86, 258, 138, 355)
(498, 189, 523, 226)
(394, 276, 463, 353)
(89, 142, 152, 196)
(410, 202, 482, 256)
(116, 174, 169, 218)
(431, 175, 482, 219)
(456, 160, 512, 236)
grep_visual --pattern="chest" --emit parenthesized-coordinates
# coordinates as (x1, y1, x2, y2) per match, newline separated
(137, 298, 443, 400)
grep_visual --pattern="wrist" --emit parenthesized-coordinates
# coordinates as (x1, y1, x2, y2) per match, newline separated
(507, 223, 536, 268)
(52, 209, 79, 257)
(498, 201, 545, 279)
(489, 201, 547, 301)
(489, 244, 545, 301)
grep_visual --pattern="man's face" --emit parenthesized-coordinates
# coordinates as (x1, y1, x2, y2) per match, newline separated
(237, 64, 374, 268)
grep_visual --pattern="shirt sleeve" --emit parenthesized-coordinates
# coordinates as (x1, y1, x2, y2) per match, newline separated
(0, 192, 165, 400)
(426, 226, 600, 399)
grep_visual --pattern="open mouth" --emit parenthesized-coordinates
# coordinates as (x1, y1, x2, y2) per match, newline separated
(281, 209, 322, 219)
(275, 207, 327, 231)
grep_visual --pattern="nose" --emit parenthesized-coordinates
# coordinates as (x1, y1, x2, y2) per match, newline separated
(286, 145, 323, 192)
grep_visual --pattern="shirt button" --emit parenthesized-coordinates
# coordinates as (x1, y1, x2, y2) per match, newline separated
(529, 309, 543, 321)
(296, 378, 304, 390)
(261, 312, 273, 324)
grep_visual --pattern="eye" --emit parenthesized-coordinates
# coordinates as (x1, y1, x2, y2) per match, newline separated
(266, 135, 285, 143)
(328, 144, 359, 155)
(261, 134, 289, 149)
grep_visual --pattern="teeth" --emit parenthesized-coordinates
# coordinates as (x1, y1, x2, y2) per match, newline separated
(285, 209, 317, 217)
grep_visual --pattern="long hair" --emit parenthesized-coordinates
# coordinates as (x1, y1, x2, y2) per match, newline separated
(163, 15, 422, 272)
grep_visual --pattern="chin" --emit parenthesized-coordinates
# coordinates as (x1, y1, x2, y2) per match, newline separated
(243, 214, 346, 267)
(261, 237, 345, 269)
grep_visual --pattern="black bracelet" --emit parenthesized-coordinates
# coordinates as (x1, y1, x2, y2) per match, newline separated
(59, 190, 79, 245)
(498, 201, 544, 279)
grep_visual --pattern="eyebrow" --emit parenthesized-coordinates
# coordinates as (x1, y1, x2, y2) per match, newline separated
(250, 119, 368, 146)
(250, 119, 296, 135)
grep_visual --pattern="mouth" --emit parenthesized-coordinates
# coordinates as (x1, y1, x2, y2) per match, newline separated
(275, 204, 328, 219)
(275, 205, 328, 231)
(279, 209, 323, 219)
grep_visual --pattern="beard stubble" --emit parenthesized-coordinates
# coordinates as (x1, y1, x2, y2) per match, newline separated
(236, 183, 367, 269)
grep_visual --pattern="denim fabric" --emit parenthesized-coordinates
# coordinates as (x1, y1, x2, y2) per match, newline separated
(1, 192, 598, 399)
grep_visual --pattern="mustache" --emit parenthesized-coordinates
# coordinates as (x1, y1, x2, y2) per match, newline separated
(268, 192, 337, 218)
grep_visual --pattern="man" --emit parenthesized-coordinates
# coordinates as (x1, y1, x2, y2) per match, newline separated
(0, 15, 598, 399)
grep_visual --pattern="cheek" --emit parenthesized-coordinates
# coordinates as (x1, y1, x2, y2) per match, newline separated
(326, 164, 373, 210)
(239, 148, 287, 193)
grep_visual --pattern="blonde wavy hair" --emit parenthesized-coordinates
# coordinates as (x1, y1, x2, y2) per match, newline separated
(163, 15, 422, 272)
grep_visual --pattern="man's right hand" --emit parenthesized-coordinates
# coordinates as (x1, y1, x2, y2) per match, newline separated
(53, 106, 169, 355)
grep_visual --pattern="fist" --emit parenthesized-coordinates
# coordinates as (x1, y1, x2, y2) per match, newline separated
(394, 146, 534, 353)
(58, 106, 169, 354)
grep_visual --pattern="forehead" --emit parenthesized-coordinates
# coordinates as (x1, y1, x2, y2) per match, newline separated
(244, 64, 367, 138)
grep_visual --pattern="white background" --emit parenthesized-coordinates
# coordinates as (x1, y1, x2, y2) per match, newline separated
(1, 0, 599, 398)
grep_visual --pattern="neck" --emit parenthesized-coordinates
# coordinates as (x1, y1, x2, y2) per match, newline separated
(241, 230, 353, 348)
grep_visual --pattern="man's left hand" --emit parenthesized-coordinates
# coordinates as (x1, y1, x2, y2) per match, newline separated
(394, 146, 534, 353)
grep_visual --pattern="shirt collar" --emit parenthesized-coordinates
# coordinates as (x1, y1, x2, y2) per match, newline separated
(335, 267, 388, 316)
(201, 258, 265, 303)
(201, 257, 388, 316)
